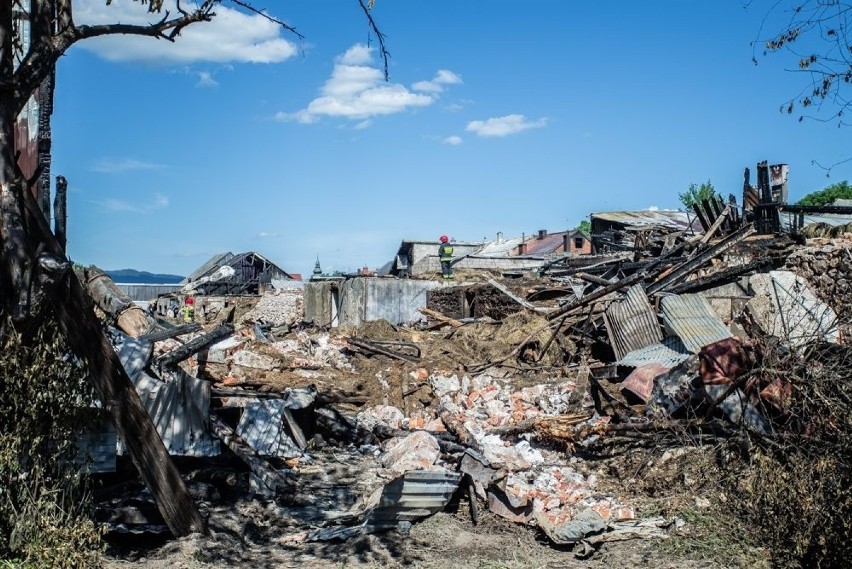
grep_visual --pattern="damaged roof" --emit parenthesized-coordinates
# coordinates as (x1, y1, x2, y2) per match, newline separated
(591, 210, 698, 231)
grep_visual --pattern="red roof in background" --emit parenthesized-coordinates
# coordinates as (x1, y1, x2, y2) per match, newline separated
(522, 230, 588, 256)
(290, 273, 303, 281)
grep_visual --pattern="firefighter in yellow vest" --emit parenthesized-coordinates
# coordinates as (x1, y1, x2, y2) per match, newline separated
(182, 296, 195, 323)
(438, 235, 454, 280)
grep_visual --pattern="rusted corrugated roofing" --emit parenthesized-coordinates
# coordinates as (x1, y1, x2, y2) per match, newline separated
(366, 470, 463, 525)
(603, 284, 662, 360)
(660, 294, 732, 353)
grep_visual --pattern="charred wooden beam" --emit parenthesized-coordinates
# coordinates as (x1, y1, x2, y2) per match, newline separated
(347, 336, 420, 362)
(546, 270, 647, 321)
(53, 175, 67, 253)
(139, 322, 202, 343)
(646, 223, 756, 295)
(666, 257, 775, 295)
(156, 323, 234, 368)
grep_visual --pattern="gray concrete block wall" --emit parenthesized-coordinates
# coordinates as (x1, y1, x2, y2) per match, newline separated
(364, 278, 441, 325)
(303, 281, 334, 325)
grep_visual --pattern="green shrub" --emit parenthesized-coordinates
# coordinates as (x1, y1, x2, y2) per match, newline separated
(0, 316, 104, 567)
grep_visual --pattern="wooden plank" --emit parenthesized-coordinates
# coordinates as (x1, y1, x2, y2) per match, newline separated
(486, 278, 542, 311)
(282, 407, 308, 450)
(209, 415, 293, 494)
(418, 307, 463, 327)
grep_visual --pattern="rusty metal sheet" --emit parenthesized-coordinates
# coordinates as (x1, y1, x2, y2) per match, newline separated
(660, 294, 732, 354)
(603, 284, 662, 360)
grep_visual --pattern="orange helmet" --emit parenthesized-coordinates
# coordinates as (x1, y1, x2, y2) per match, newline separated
(440, 235, 449, 243)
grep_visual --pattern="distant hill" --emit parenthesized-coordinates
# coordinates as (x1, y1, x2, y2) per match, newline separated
(106, 269, 184, 284)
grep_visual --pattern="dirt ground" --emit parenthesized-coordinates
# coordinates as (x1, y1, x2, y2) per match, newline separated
(101, 443, 769, 569)
(103, 503, 767, 569)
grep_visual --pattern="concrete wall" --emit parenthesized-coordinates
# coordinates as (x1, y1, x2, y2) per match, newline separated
(303, 280, 336, 326)
(305, 278, 441, 327)
(363, 278, 441, 326)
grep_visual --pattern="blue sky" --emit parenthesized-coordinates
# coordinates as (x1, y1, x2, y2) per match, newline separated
(52, 0, 852, 277)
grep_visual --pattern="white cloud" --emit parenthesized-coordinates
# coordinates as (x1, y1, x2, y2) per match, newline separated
(647, 206, 659, 211)
(196, 71, 218, 87)
(354, 120, 373, 130)
(443, 136, 463, 146)
(74, 0, 298, 64)
(257, 231, 280, 238)
(96, 192, 170, 214)
(91, 157, 165, 173)
(278, 44, 459, 124)
(412, 69, 463, 93)
(465, 114, 548, 137)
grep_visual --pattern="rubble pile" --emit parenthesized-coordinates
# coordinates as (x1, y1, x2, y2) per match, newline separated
(785, 235, 852, 321)
(83, 220, 852, 565)
(240, 288, 304, 328)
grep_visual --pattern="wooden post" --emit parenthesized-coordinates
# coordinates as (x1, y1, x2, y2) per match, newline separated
(21, 189, 206, 537)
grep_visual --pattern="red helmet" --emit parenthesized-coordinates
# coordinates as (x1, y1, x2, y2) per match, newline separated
(185, 297, 194, 305)
(440, 235, 449, 243)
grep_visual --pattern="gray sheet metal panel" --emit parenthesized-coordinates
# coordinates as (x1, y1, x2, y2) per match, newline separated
(237, 399, 301, 458)
(117, 372, 220, 457)
(660, 294, 732, 353)
(603, 284, 663, 360)
(366, 470, 462, 524)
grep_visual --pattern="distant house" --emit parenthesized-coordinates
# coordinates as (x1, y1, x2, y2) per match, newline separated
(183, 251, 294, 295)
(390, 239, 485, 277)
(516, 229, 591, 256)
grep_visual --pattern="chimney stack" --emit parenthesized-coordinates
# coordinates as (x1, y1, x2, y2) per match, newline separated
(497, 231, 503, 243)
(563, 233, 570, 253)
(538, 229, 547, 240)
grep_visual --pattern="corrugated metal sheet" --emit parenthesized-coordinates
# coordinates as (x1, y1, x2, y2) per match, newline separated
(116, 284, 183, 301)
(182, 252, 234, 284)
(236, 391, 316, 458)
(660, 294, 732, 353)
(122, 372, 220, 456)
(618, 341, 690, 369)
(603, 284, 663, 360)
(115, 333, 219, 456)
(308, 469, 462, 540)
(76, 415, 117, 473)
(366, 470, 462, 525)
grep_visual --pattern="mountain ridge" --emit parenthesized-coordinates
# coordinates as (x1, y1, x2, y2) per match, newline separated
(106, 269, 184, 284)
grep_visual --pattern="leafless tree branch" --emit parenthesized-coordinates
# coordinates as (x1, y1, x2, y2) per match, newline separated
(358, 0, 390, 80)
